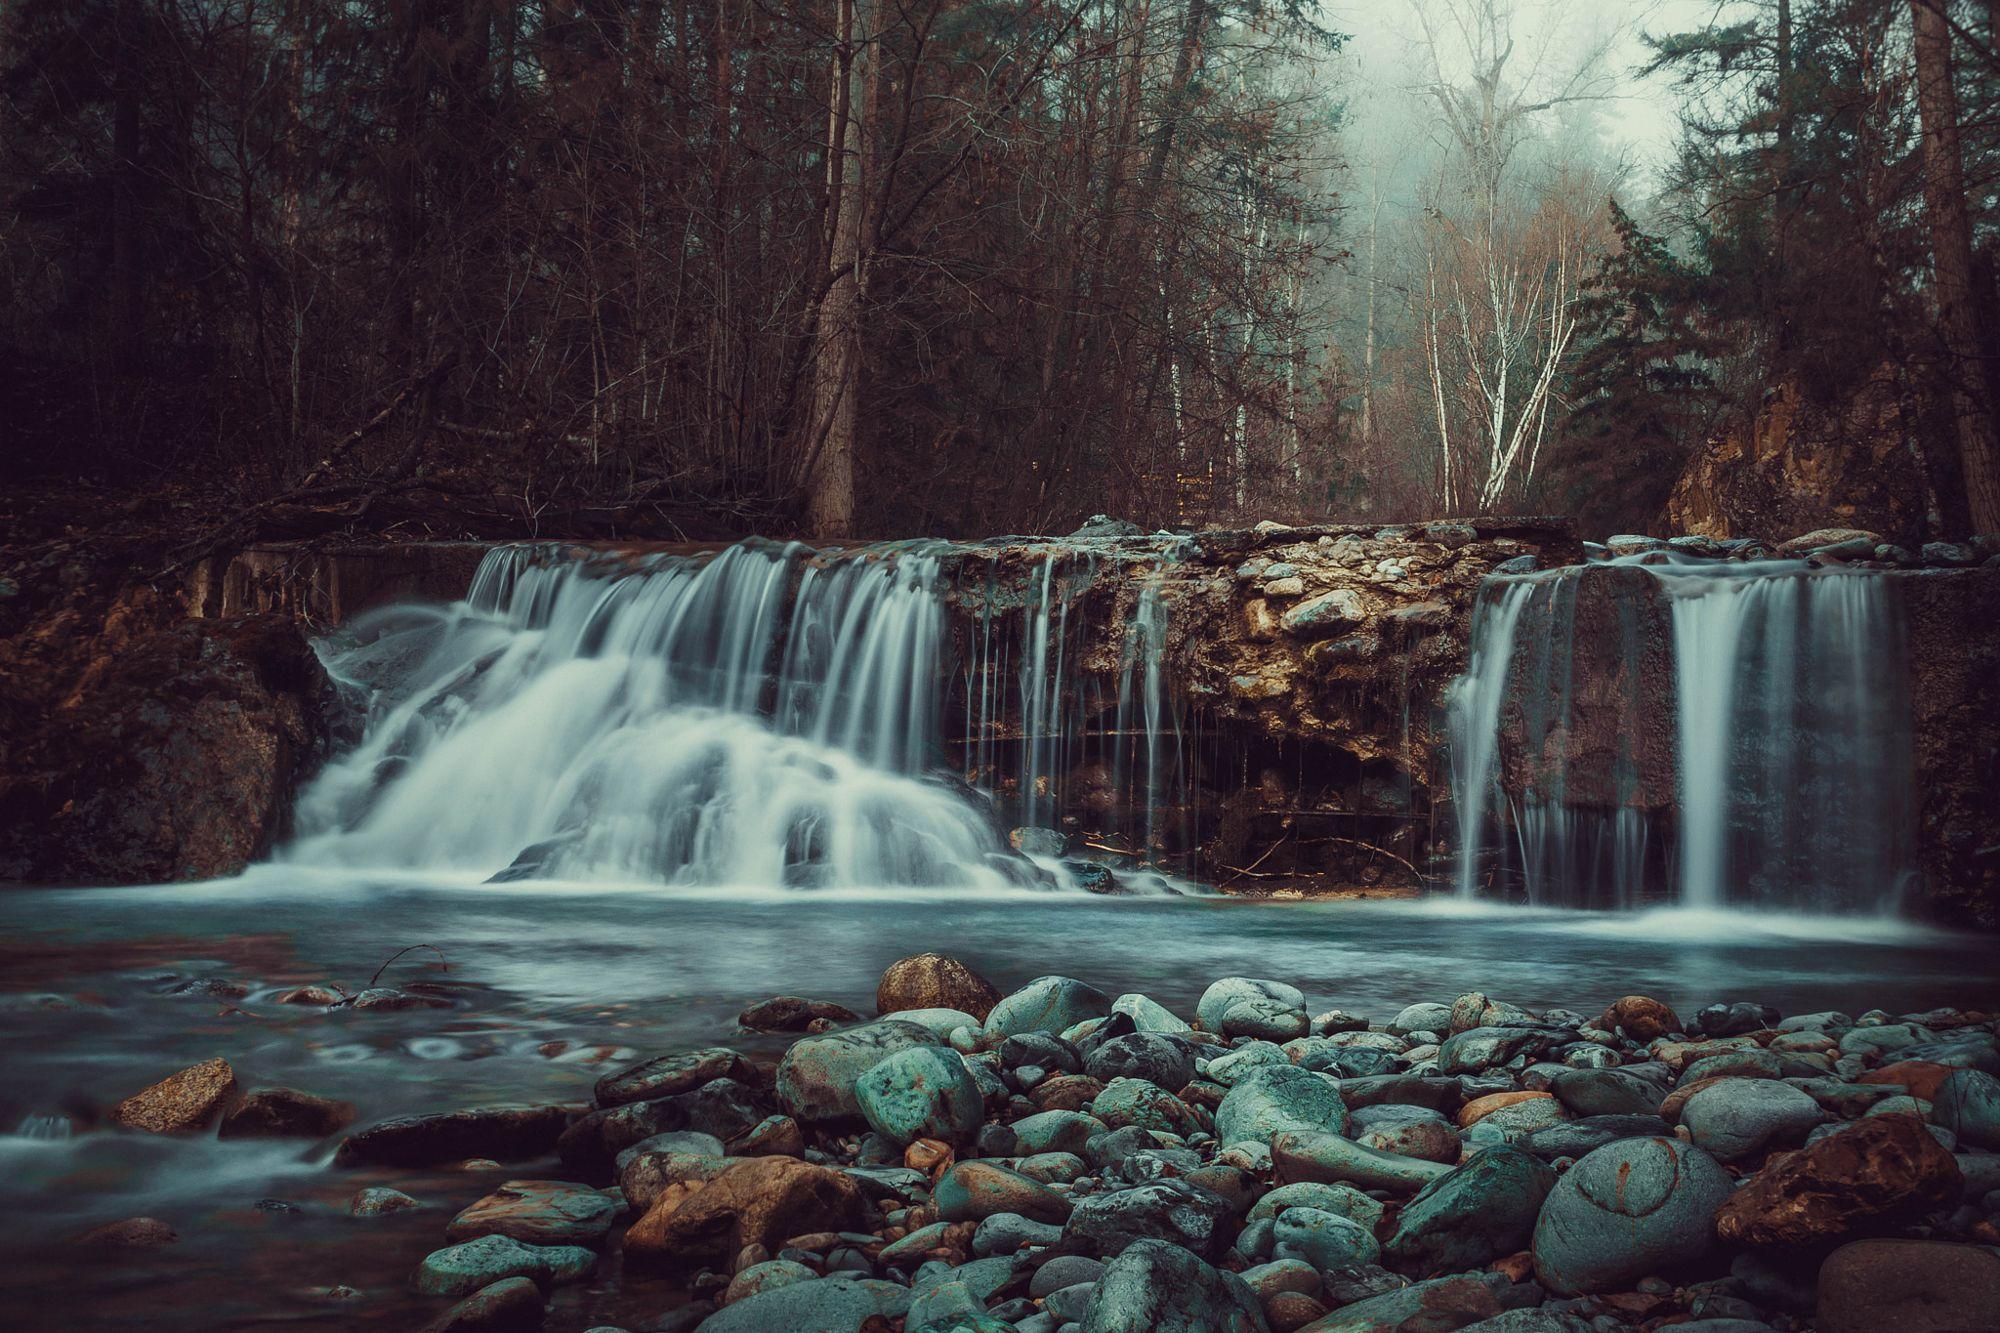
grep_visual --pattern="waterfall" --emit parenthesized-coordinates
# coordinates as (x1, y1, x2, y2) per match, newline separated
(1449, 554, 1915, 913)
(292, 541, 1018, 889)
(290, 538, 1192, 892)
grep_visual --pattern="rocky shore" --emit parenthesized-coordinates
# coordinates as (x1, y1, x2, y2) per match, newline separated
(81, 956, 2000, 1332)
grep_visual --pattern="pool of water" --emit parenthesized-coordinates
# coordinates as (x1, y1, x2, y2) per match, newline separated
(2, 871, 1995, 1328)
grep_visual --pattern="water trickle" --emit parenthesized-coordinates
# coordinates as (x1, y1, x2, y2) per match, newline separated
(1449, 554, 1915, 913)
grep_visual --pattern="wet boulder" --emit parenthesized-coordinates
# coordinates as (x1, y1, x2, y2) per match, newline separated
(1271, 1206, 1381, 1269)
(414, 1234, 593, 1297)
(935, 1160, 1073, 1224)
(1090, 1077, 1202, 1136)
(684, 1275, 912, 1332)
(774, 1019, 937, 1125)
(218, 1087, 355, 1139)
(1715, 1114, 1963, 1249)
(1679, 1079, 1826, 1162)
(1086, 1033, 1196, 1089)
(109, 1057, 238, 1134)
(1063, 1178, 1236, 1260)
(622, 1156, 870, 1270)
(1305, 1271, 1515, 1332)
(1198, 977, 1309, 1041)
(558, 1077, 765, 1174)
(595, 1048, 756, 1107)
(983, 975, 1111, 1038)
(1079, 1238, 1266, 1333)
(417, 1275, 545, 1333)
(1215, 1064, 1348, 1146)
(1273, 1129, 1454, 1193)
(336, 1104, 571, 1168)
(878, 953, 1003, 1022)
(1385, 1146, 1556, 1276)
(1598, 995, 1682, 1041)
(855, 1045, 984, 1146)
(1815, 1239, 2000, 1333)
(1932, 1068, 2000, 1150)
(1549, 1066, 1669, 1118)
(445, 1180, 620, 1248)
(1532, 1136, 1733, 1294)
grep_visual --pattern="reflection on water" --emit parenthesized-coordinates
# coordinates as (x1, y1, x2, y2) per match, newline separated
(0, 872, 1995, 1327)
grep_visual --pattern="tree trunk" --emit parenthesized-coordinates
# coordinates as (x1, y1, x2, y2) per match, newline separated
(805, 0, 874, 539)
(1910, 0, 2000, 531)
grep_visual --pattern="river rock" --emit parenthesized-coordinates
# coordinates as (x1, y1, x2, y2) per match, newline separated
(218, 1086, 355, 1139)
(737, 996, 863, 1032)
(1715, 1114, 1963, 1248)
(109, 1057, 238, 1134)
(1111, 992, 1193, 1034)
(559, 1078, 765, 1173)
(595, 1048, 756, 1107)
(723, 1258, 818, 1306)
(1207, 1041, 1291, 1086)
(984, 976, 1111, 1038)
(1215, 1064, 1347, 1146)
(1386, 1146, 1556, 1276)
(1079, 1237, 1266, 1332)
(417, 1275, 544, 1333)
(445, 1179, 620, 1247)
(71, 1217, 179, 1248)
(1305, 1271, 1514, 1332)
(854, 1045, 984, 1146)
(1814, 1238, 2000, 1333)
(1532, 1136, 1733, 1294)
(1086, 1033, 1195, 1089)
(1680, 1079, 1827, 1162)
(936, 1160, 1072, 1224)
(1198, 977, 1309, 1040)
(1932, 1068, 2000, 1150)
(1521, 1114, 1673, 1159)
(775, 1019, 936, 1124)
(1599, 996, 1682, 1041)
(623, 1156, 870, 1269)
(1689, 1002, 1781, 1038)
(695, 1275, 913, 1333)
(1549, 1066, 1668, 1117)
(1249, 1180, 1385, 1231)
(1272, 1128, 1452, 1193)
(1272, 1206, 1381, 1269)
(415, 1234, 592, 1297)
(1350, 1103, 1460, 1162)
(336, 1104, 571, 1168)
(1008, 1110, 1105, 1155)
(1063, 1178, 1235, 1260)
(879, 954, 1003, 1021)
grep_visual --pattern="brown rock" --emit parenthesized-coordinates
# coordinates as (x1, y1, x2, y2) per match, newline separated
(876, 954, 1002, 1022)
(272, 985, 343, 1005)
(418, 1275, 546, 1333)
(623, 1156, 871, 1270)
(905, 1138, 953, 1176)
(1816, 1239, 2000, 1333)
(1716, 1114, 1963, 1249)
(334, 1104, 571, 1168)
(1859, 1061, 1955, 1101)
(1031, 1074, 1106, 1112)
(737, 997, 863, 1033)
(71, 1217, 179, 1248)
(1599, 996, 1682, 1041)
(110, 1058, 237, 1134)
(1457, 1090, 1556, 1127)
(1265, 1290, 1329, 1332)
(445, 1179, 620, 1247)
(218, 1087, 355, 1139)
(731, 1114, 805, 1157)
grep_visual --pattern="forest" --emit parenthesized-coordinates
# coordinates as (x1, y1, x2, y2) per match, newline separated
(2, 0, 1997, 541)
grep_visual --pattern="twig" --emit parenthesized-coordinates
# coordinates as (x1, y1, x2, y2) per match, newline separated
(369, 944, 449, 989)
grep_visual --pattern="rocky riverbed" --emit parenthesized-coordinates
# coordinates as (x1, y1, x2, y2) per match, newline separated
(56, 955, 2000, 1333)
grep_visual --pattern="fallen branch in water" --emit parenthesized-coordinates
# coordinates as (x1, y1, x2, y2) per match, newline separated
(369, 944, 450, 989)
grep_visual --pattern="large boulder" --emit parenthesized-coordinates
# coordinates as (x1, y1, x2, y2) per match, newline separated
(1815, 1239, 2000, 1333)
(1548, 1067, 1668, 1118)
(1532, 1136, 1733, 1294)
(1302, 1272, 1514, 1332)
(217, 1087, 354, 1139)
(1215, 1065, 1348, 1147)
(1079, 1238, 1267, 1333)
(854, 1045, 984, 1146)
(109, 1058, 238, 1134)
(935, 1160, 1073, 1224)
(1679, 1079, 1826, 1162)
(1063, 1179, 1235, 1261)
(877, 954, 1003, 1021)
(1932, 1068, 2000, 1150)
(774, 1019, 936, 1124)
(694, 1275, 913, 1333)
(1271, 1206, 1381, 1269)
(336, 1105, 571, 1168)
(558, 1078, 765, 1174)
(444, 1180, 620, 1248)
(1272, 1129, 1453, 1193)
(414, 1235, 593, 1297)
(1086, 1033, 1196, 1089)
(622, 1156, 870, 1269)
(1715, 1114, 1963, 1249)
(1385, 1146, 1556, 1276)
(1598, 996, 1682, 1041)
(1197, 978, 1309, 1041)
(983, 976, 1111, 1038)
(593, 1048, 756, 1108)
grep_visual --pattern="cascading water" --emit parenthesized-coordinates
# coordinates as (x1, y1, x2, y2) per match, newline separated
(290, 538, 1193, 891)
(1449, 552, 1915, 913)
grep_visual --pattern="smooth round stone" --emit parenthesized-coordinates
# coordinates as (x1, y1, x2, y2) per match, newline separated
(696, 1275, 913, 1333)
(1197, 978, 1309, 1042)
(1271, 1205, 1381, 1269)
(1384, 1145, 1555, 1275)
(415, 1234, 593, 1297)
(1078, 1238, 1265, 1332)
(854, 1045, 985, 1147)
(1247, 1180, 1385, 1230)
(1350, 1104, 1461, 1163)
(1111, 993, 1192, 1035)
(1013, 1151, 1086, 1184)
(1464, 1096, 1568, 1146)
(1086, 1034, 1195, 1090)
(1680, 1079, 1826, 1163)
(1438, 1026, 1548, 1074)
(1063, 1178, 1235, 1261)
(985, 977, 1112, 1038)
(1009, 1111, 1106, 1156)
(1206, 1042, 1290, 1086)
(1215, 1064, 1348, 1147)
(1390, 1002, 1454, 1036)
(935, 1160, 1072, 1224)
(972, 1211, 1063, 1256)
(1934, 1069, 2000, 1151)
(775, 1020, 938, 1124)
(1091, 1078, 1199, 1135)
(1533, 1136, 1733, 1295)
(1551, 1067, 1669, 1118)
(723, 1258, 817, 1306)
(884, 1007, 983, 1039)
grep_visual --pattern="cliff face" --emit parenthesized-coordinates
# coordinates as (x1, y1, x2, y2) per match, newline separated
(1665, 372, 1940, 546)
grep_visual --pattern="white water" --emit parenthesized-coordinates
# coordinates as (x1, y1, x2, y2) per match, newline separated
(1450, 555, 1914, 913)
(289, 540, 1194, 892)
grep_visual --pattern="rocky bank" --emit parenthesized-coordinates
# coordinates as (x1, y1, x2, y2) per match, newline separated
(78, 955, 2000, 1332)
